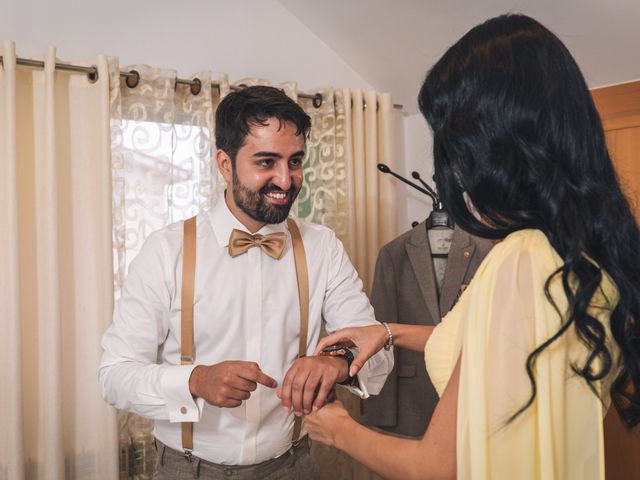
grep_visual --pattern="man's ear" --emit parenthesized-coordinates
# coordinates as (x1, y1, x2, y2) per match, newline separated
(216, 149, 233, 184)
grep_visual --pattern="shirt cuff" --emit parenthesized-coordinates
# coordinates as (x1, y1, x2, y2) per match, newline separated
(161, 364, 204, 423)
(340, 347, 394, 398)
(339, 361, 371, 399)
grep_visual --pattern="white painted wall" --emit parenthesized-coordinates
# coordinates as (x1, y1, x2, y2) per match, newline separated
(1, 0, 373, 93)
(394, 113, 434, 232)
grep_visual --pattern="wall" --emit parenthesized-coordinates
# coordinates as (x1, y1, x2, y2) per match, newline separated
(394, 113, 434, 232)
(1, 0, 373, 94)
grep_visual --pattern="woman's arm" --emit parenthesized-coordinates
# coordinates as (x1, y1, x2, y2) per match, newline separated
(304, 356, 460, 480)
(314, 323, 435, 376)
(391, 323, 435, 352)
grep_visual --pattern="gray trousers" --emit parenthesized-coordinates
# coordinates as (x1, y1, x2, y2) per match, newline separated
(153, 437, 320, 480)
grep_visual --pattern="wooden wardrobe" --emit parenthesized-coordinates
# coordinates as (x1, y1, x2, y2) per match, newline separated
(592, 80, 640, 480)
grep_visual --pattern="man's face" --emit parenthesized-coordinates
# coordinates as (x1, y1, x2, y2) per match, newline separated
(217, 118, 305, 232)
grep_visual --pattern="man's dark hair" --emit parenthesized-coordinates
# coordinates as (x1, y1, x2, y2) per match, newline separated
(215, 85, 311, 164)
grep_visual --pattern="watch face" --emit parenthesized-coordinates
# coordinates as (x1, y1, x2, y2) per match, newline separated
(322, 345, 347, 355)
(321, 346, 354, 363)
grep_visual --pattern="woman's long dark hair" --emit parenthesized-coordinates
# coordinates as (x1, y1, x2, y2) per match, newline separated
(419, 14, 640, 426)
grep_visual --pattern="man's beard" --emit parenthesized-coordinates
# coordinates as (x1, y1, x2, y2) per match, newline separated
(232, 169, 300, 225)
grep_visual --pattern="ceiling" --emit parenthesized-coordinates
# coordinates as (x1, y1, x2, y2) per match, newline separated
(278, 0, 640, 114)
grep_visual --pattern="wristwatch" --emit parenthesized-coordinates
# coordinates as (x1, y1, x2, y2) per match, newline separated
(319, 345, 357, 386)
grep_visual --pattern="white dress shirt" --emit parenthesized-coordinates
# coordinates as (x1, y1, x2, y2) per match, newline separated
(99, 194, 393, 465)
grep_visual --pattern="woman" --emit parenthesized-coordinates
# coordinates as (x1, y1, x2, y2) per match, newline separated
(302, 14, 640, 480)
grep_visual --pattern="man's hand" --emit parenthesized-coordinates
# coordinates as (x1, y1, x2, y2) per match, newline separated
(277, 356, 349, 416)
(189, 361, 277, 408)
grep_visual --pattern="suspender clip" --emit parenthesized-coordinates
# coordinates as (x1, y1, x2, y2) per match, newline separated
(183, 448, 194, 462)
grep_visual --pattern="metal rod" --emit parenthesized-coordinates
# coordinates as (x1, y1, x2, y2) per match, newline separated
(363, 100, 404, 110)
(1, 55, 404, 110)
(0, 56, 99, 82)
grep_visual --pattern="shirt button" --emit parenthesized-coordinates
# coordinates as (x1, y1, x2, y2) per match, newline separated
(463, 251, 470, 258)
(180, 406, 188, 414)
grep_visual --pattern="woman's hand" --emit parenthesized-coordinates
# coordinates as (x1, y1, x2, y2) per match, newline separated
(314, 324, 388, 377)
(303, 400, 352, 447)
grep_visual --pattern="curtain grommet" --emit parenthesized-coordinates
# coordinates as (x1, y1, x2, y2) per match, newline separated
(87, 65, 99, 83)
(190, 78, 202, 96)
(125, 70, 140, 89)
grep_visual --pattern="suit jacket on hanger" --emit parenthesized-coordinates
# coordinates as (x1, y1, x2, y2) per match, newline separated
(361, 222, 493, 436)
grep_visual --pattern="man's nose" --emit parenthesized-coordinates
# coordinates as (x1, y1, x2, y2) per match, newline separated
(272, 164, 293, 190)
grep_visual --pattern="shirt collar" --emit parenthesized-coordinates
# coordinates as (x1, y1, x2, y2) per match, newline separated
(207, 190, 288, 248)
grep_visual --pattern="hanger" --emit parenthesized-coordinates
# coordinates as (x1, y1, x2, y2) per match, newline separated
(410, 171, 454, 230)
(377, 164, 454, 252)
(409, 171, 453, 258)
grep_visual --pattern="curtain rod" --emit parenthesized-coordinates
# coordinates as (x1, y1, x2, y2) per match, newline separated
(0, 55, 404, 110)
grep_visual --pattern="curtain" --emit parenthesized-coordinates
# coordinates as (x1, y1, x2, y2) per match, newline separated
(0, 41, 118, 480)
(109, 66, 397, 479)
(299, 88, 397, 292)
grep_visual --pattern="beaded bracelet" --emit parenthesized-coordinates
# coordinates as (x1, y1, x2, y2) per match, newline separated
(381, 322, 393, 350)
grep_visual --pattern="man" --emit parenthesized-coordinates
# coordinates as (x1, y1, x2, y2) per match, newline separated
(99, 86, 393, 479)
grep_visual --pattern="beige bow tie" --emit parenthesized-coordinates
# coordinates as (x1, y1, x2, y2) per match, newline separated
(228, 229, 287, 259)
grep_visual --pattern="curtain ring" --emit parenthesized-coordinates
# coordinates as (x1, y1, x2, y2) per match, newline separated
(87, 65, 99, 84)
(312, 93, 323, 109)
(125, 70, 140, 89)
(190, 78, 202, 96)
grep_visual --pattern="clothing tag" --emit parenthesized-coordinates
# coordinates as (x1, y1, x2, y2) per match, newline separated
(428, 228, 453, 255)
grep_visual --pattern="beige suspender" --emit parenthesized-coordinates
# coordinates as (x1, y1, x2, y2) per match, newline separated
(286, 217, 309, 444)
(180, 216, 197, 453)
(180, 216, 309, 456)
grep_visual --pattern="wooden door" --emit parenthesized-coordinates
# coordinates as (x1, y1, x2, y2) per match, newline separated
(591, 80, 640, 480)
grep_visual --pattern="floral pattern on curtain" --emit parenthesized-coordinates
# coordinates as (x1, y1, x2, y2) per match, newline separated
(109, 62, 226, 479)
(110, 61, 223, 295)
(297, 88, 350, 248)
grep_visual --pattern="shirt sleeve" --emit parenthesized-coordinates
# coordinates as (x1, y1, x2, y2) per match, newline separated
(98, 231, 204, 423)
(320, 230, 394, 398)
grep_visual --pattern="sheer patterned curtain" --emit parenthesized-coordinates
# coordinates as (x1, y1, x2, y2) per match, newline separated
(0, 41, 117, 479)
(109, 63, 229, 478)
(109, 67, 397, 479)
(110, 63, 225, 294)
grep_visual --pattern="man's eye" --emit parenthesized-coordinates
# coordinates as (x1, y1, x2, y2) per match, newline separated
(258, 159, 273, 167)
(289, 158, 303, 168)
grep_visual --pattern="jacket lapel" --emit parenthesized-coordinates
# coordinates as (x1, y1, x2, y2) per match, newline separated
(406, 223, 440, 325)
(439, 227, 475, 315)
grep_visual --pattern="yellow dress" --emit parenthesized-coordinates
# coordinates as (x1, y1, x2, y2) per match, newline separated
(424, 229, 618, 480)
